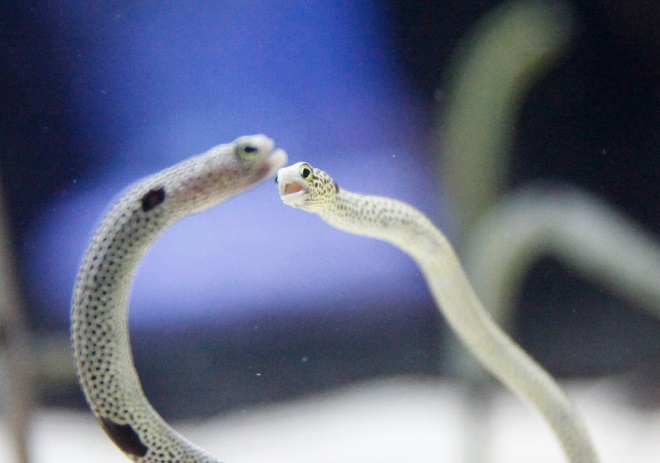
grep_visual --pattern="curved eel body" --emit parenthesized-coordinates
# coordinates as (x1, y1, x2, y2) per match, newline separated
(276, 162, 599, 463)
(71, 135, 286, 462)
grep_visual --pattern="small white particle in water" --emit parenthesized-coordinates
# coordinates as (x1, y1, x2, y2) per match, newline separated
(256, 373, 261, 377)
(301, 356, 309, 363)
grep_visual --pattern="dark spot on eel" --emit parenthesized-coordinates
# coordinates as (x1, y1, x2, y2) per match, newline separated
(141, 187, 166, 212)
(101, 417, 149, 457)
(334, 182, 340, 193)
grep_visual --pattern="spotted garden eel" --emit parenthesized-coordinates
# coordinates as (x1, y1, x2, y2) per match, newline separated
(276, 162, 599, 463)
(71, 135, 287, 462)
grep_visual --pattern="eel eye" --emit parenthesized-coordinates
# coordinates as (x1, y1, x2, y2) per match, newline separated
(236, 143, 260, 159)
(300, 163, 313, 181)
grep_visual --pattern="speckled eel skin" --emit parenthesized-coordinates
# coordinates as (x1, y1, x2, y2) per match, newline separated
(71, 135, 286, 462)
(276, 162, 599, 463)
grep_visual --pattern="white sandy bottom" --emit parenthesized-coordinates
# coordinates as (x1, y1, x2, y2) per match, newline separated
(1, 378, 658, 463)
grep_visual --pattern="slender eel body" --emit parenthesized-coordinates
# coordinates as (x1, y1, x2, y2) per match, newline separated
(276, 162, 599, 463)
(71, 135, 287, 462)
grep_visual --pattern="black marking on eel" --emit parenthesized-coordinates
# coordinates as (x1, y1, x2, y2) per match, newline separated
(101, 417, 149, 457)
(141, 187, 166, 212)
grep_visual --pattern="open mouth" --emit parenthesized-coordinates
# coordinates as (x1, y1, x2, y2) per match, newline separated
(277, 169, 309, 207)
(279, 180, 308, 204)
(282, 182, 303, 195)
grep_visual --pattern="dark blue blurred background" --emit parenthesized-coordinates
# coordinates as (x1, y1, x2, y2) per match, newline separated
(1, 0, 659, 417)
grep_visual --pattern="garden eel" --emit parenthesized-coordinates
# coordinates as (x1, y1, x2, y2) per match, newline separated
(71, 134, 287, 462)
(276, 162, 599, 463)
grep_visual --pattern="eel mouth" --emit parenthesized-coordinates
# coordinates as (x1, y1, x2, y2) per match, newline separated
(283, 182, 304, 195)
(277, 170, 309, 207)
(279, 180, 308, 206)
